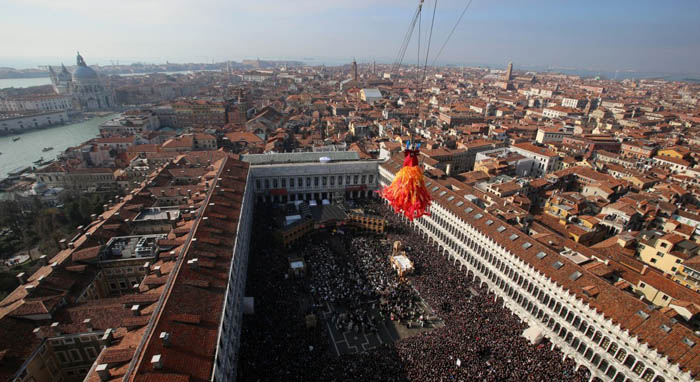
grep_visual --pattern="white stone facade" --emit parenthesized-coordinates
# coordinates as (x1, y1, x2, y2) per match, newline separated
(213, 170, 254, 382)
(379, 164, 693, 382)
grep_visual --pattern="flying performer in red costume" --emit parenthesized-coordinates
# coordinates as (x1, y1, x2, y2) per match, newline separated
(379, 139, 432, 221)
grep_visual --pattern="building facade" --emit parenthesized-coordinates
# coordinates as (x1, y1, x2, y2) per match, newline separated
(49, 53, 114, 111)
(379, 157, 699, 382)
(242, 151, 380, 204)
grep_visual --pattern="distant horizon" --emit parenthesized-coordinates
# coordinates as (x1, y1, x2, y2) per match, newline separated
(2, 55, 699, 80)
(3, 0, 700, 77)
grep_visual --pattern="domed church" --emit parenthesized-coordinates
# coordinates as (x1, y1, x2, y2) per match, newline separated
(49, 52, 114, 111)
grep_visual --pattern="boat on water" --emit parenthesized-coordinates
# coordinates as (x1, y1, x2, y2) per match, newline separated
(33, 157, 44, 165)
(42, 147, 54, 152)
(12, 137, 20, 141)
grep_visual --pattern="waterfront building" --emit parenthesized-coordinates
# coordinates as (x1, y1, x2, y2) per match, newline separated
(49, 53, 114, 111)
(0, 110, 69, 134)
(0, 94, 73, 112)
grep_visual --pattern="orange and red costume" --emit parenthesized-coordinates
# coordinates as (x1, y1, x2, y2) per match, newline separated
(380, 148, 431, 220)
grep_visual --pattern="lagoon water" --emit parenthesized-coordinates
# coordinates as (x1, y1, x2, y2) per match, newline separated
(0, 114, 115, 178)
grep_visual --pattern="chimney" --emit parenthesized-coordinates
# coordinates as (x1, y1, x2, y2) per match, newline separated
(83, 318, 93, 332)
(151, 354, 163, 370)
(445, 164, 452, 176)
(131, 305, 140, 316)
(143, 262, 151, 274)
(38, 255, 48, 266)
(641, 265, 648, 275)
(33, 327, 45, 339)
(16, 272, 28, 285)
(96, 364, 110, 381)
(68, 242, 75, 249)
(101, 328, 114, 346)
(154, 266, 162, 277)
(50, 322, 61, 336)
(188, 258, 199, 270)
(159, 331, 170, 347)
(91, 213, 97, 221)
(59, 239, 67, 249)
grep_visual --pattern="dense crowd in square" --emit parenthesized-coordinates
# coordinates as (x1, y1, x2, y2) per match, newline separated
(237, 200, 597, 381)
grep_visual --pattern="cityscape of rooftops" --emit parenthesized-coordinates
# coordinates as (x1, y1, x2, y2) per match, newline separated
(0, 1, 699, 382)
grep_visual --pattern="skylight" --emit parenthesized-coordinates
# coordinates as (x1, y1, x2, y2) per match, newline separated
(660, 324, 672, 333)
(485, 219, 494, 225)
(552, 261, 564, 270)
(536, 251, 547, 259)
(497, 226, 506, 233)
(509, 234, 519, 241)
(569, 271, 582, 281)
(447, 195, 455, 201)
(439, 191, 447, 196)
(456, 201, 464, 207)
(432, 186, 439, 192)
(636, 310, 650, 320)
(465, 207, 474, 213)
(682, 337, 696, 347)
(474, 213, 483, 219)
(522, 242, 532, 249)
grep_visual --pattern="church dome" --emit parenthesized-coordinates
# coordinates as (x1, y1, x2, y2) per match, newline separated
(72, 52, 99, 81)
(73, 65, 98, 81)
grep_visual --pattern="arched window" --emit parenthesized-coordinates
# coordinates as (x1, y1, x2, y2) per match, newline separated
(641, 369, 655, 382)
(632, 361, 646, 375)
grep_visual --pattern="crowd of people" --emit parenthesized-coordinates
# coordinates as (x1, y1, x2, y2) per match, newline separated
(305, 235, 429, 334)
(237, 201, 596, 381)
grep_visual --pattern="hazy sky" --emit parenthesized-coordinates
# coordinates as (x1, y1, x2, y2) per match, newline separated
(2, 0, 699, 74)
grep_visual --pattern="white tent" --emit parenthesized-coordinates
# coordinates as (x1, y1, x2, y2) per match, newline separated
(522, 325, 544, 345)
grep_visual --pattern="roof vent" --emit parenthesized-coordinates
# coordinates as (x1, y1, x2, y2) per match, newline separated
(131, 305, 141, 316)
(160, 331, 170, 347)
(101, 328, 114, 346)
(83, 318, 93, 332)
(151, 354, 163, 369)
(96, 364, 110, 381)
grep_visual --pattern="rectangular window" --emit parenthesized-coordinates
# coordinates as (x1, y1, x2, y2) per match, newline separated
(346, 175, 351, 185)
(273, 179, 278, 188)
(306, 177, 311, 187)
(322, 177, 327, 186)
(361, 175, 366, 184)
(298, 178, 303, 188)
(56, 351, 68, 364)
(330, 176, 335, 185)
(289, 178, 293, 188)
(281, 179, 286, 188)
(354, 175, 359, 184)
(338, 176, 343, 185)
(69, 349, 82, 362)
(85, 347, 98, 359)
(314, 177, 319, 186)
(255, 179, 261, 189)
(369, 175, 374, 183)
(264, 179, 269, 189)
